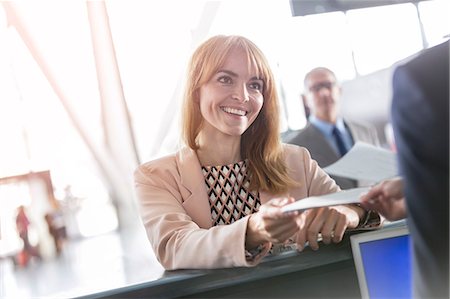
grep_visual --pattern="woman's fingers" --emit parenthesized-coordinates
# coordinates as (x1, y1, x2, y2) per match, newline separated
(255, 197, 300, 244)
(320, 209, 336, 244)
(296, 205, 357, 251)
(332, 214, 347, 243)
(307, 208, 330, 249)
(264, 221, 299, 243)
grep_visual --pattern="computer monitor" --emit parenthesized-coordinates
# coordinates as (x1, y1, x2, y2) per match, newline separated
(350, 225, 411, 299)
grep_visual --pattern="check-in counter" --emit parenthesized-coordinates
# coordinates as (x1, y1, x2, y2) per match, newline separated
(75, 221, 405, 299)
(77, 236, 359, 298)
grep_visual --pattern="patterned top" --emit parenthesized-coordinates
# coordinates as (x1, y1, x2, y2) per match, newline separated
(201, 160, 261, 226)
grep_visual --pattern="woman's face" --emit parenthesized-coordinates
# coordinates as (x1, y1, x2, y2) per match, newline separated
(198, 48, 264, 138)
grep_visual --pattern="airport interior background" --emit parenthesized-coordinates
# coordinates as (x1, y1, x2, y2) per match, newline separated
(0, 0, 448, 298)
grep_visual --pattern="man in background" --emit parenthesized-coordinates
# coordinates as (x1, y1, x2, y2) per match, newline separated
(285, 67, 380, 189)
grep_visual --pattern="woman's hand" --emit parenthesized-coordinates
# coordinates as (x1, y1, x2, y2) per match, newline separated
(295, 204, 361, 251)
(246, 197, 299, 250)
(360, 177, 407, 221)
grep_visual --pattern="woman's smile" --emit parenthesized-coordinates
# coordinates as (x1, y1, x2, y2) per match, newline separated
(220, 106, 248, 117)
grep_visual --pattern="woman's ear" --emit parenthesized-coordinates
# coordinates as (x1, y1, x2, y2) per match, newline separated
(193, 89, 200, 103)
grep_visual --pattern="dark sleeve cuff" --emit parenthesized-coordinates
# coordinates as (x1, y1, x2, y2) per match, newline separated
(358, 210, 383, 229)
(245, 244, 265, 261)
(349, 204, 384, 231)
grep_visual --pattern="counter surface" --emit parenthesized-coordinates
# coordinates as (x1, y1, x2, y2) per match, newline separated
(76, 221, 405, 299)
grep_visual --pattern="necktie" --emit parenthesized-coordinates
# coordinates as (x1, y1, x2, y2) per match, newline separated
(332, 126, 348, 156)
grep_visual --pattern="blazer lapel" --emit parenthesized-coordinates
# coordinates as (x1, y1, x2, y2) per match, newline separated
(177, 147, 212, 229)
(307, 124, 340, 165)
(343, 121, 356, 144)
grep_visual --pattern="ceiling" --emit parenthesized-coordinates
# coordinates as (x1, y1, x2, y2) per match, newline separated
(290, 0, 431, 16)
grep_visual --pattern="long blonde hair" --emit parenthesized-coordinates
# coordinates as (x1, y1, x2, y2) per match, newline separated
(181, 35, 297, 194)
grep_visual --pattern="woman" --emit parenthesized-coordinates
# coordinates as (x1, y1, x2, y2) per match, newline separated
(135, 35, 379, 270)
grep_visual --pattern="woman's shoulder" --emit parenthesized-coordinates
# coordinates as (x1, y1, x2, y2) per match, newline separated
(134, 151, 181, 184)
(134, 147, 199, 184)
(137, 152, 178, 174)
(281, 143, 311, 158)
(280, 143, 315, 172)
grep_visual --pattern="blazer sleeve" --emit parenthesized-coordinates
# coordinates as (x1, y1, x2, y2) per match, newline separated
(134, 159, 270, 270)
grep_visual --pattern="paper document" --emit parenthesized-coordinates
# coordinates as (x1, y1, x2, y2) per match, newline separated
(281, 187, 369, 213)
(323, 142, 398, 182)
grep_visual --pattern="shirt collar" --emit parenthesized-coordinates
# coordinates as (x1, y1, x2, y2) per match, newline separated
(309, 115, 346, 136)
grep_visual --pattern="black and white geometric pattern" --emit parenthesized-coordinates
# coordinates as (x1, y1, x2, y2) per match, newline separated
(202, 160, 261, 226)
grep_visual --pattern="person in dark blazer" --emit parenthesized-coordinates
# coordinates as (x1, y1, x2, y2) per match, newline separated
(360, 40, 449, 298)
(391, 40, 449, 298)
(285, 67, 380, 189)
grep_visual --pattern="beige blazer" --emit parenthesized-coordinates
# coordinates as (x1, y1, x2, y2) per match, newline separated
(135, 144, 340, 270)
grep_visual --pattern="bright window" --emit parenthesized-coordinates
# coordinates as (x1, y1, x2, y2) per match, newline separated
(419, 0, 450, 47)
(277, 11, 356, 130)
(346, 3, 424, 75)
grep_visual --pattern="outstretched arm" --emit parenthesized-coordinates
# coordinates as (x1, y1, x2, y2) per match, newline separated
(359, 177, 407, 221)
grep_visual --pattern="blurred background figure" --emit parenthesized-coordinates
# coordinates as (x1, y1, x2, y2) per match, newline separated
(15, 205, 41, 267)
(44, 206, 67, 255)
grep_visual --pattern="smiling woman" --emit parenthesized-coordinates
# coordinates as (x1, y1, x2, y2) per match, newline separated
(0, 0, 447, 297)
(134, 35, 378, 270)
(182, 35, 290, 193)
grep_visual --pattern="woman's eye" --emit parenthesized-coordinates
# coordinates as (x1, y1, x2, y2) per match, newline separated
(218, 76, 232, 84)
(249, 81, 263, 91)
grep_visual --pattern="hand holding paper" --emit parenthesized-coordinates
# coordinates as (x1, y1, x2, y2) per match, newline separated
(282, 142, 397, 213)
(281, 187, 369, 213)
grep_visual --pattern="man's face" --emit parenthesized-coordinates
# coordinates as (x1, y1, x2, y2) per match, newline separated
(304, 70, 341, 123)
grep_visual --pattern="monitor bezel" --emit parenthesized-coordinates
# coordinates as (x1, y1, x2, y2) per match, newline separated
(350, 224, 410, 299)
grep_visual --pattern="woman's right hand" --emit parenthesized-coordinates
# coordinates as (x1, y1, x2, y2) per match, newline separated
(245, 197, 299, 250)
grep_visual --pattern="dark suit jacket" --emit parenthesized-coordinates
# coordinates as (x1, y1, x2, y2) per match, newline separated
(391, 40, 449, 298)
(284, 120, 380, 189)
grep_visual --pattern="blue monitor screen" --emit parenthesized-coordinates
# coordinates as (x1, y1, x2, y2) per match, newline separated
(360, 234, 411, 298)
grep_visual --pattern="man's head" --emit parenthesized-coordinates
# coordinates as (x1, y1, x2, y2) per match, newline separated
(302, 67, 341, 124)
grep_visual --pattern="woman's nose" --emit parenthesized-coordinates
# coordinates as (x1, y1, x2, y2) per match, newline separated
(232, 84, 250, 102)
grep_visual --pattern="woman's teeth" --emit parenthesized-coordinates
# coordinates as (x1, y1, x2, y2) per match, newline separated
(222, 107, 246, 116)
